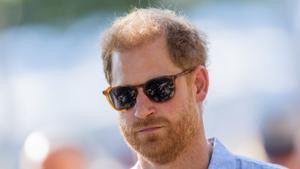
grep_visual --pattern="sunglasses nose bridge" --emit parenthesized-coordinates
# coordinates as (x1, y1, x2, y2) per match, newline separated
(135, 85, 148, 100)
(133, 86, 155, 119)
(134, 83, 148, 99)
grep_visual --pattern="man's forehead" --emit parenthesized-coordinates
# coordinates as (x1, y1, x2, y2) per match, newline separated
(110, 52, 157, 86)
(110, 35, 181, 86)
(110, 51, 128, 85)
(111, 58, 179, 87)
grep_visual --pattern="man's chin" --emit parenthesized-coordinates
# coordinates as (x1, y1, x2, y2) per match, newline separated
(131, 136, 178, 164)
(133, 133, 164, 151)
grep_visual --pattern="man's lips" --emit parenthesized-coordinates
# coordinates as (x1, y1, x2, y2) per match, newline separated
(138, 126, 164, 133)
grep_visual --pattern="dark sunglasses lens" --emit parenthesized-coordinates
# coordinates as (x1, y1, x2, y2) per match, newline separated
(145, 77, 175, 102)
(109, 87, 137, 110)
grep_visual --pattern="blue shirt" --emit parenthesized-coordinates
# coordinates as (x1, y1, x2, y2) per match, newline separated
(208, 138, 285, 169)
(131, 138, 286, 169)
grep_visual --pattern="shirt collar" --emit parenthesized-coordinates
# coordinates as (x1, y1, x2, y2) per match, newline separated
(131, 138, 237, 169)
(208, 138, 237, 169)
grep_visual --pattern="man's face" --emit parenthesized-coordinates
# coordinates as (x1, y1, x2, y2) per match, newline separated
(110, 36, 201, 164)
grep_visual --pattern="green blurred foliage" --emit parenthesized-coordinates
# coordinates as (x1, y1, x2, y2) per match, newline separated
(0, 0, 276, 29)
(0, 0, 138, 28)
(20, 0, 152, 23)
(0, 0, 198, 29)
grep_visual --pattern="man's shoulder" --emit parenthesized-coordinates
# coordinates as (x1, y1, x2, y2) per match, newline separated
(208, 138, 287, 169)
(130, 138, 287, 169)
(233, 155, 286, 169)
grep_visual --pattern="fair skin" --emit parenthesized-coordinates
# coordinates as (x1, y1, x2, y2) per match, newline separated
(111, 35, 211, 169)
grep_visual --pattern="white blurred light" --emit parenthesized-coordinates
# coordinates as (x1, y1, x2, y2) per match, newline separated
(24, 131, 49, 162)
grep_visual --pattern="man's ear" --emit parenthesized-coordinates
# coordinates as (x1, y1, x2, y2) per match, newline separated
(193, 65, 209, 102)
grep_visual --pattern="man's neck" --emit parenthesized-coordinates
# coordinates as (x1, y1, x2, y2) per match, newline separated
(136, 134, 212, 169)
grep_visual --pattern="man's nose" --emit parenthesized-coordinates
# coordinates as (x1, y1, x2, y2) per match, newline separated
(133, 88, 156, 119)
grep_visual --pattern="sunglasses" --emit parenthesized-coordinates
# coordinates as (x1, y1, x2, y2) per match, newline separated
(102, 67, 195, 111)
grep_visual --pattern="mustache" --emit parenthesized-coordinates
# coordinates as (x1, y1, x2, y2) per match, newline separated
(131, 117, 170, 130)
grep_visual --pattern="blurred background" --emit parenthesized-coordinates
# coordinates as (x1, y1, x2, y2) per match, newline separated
(0, 0, 300, 168)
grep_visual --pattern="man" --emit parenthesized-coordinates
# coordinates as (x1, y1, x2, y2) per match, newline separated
(101, 8, 285, 169)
